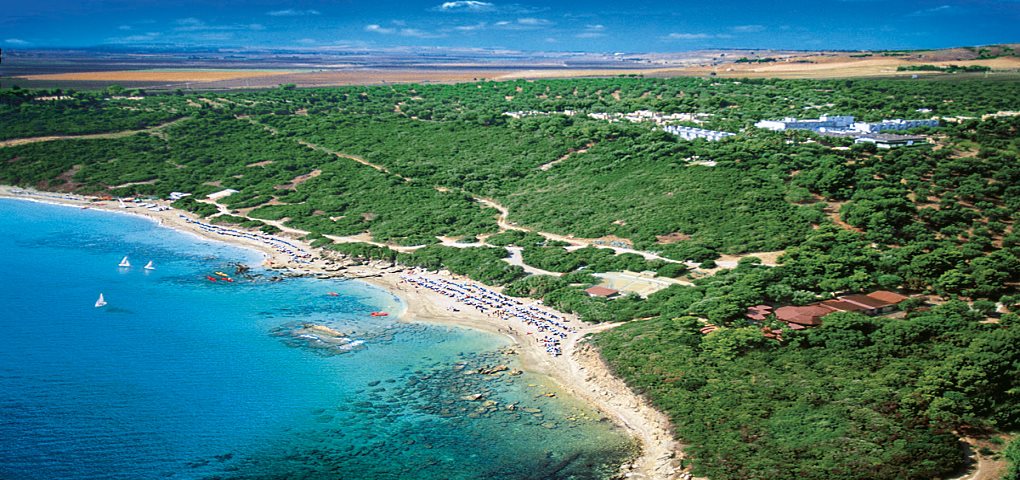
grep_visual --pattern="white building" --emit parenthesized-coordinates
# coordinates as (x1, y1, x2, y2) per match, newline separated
(754, 115, 855, 132)
(854, 134, 927, 149)
(168, 192, 191, 200)
(852, 119, 939, 133)
(663, 125, 736, 141)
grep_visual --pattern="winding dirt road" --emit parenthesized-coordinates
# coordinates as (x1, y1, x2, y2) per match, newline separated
(0, 117, 189, 148)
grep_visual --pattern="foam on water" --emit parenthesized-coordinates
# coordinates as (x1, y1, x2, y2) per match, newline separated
(0, 199, 635, 479)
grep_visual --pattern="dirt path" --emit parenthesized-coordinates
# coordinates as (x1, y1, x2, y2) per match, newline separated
(539, 141, 596, 171)
(239, 116, 413, 182)
(0, 117, 189, 148)
(476, 196, 687, 264)
(505, 246, 564, 277)
(297, 140, 412, 182)
(951, 436, 1010, 480)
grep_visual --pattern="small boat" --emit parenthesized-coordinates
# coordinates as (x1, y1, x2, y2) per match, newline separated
(144, 260, 155, 270)
(224, 277, 234, 283)
(206, 276, 218, 282)
(118, 256, 131, 268)
(214, 272, 229, 277)
(369, 311, 389, 317)
(95, 293, 107, 308)
(327, 292, 340, 297)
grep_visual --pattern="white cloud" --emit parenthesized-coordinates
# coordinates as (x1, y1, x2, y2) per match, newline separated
(732, 24, 765, 33)
(908, 4, 955, 16)
(365, 23, 445, 38)
(577, 24, 605, 38)
(666, 33, 710, 40)
(454, 22, 487, 31)
(4, 38, 29, 45)
(365, 24, 396, 34)
(104, 32, 161, 44)
(491, 17, 553, 30)
(267, 9, 321, 17)
(175, 17, 205, 30)
(398, 28, 444, 38)
(516, 17, 550, 26)
(436, 1, 495, 12)
(191, 32, 235, 42)
(664, 32, 732, 40)
(174, 18, 263, 32)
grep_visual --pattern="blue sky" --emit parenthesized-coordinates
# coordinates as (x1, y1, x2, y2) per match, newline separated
(2, 0, 1018, 52)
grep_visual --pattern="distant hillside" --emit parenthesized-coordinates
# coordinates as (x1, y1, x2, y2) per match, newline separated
(676, 44, 1020, 79)
(1, 44, 1018, 90)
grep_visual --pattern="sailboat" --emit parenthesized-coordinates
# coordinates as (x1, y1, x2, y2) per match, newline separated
(95, 293, 107, 308)
(118, 256, 131, 268)
(144, 260, 155, 270)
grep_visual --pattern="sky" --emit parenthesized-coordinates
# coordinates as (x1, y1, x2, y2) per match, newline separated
(1, 0, 1018, 53)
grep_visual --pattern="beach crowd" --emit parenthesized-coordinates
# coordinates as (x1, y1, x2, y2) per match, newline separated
(182, 216, 313, 264)
(400, 271, 574, 356)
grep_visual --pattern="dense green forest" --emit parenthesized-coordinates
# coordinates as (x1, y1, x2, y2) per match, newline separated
(596, 303, 1020, 480)
(2, 75, 1019, 479)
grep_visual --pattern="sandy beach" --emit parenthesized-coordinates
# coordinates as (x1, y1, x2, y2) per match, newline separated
(0, 185, 686, 480)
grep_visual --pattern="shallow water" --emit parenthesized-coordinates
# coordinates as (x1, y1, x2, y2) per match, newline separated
(0, 199, 635, 479)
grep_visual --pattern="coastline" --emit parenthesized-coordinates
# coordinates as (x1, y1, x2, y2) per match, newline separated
(0, 185, 685, 480)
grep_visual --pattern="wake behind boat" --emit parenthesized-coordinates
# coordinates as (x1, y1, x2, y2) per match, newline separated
(118, 256, 131, 268)
(95, 293, 107, 308)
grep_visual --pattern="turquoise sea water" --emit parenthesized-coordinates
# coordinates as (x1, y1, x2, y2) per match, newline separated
(0, 199, 635, 479)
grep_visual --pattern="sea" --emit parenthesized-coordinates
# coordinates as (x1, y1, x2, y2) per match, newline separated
(0, 198, 635, 480)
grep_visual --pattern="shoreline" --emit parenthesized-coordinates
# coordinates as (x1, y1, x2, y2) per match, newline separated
(0, 185, 685, 480)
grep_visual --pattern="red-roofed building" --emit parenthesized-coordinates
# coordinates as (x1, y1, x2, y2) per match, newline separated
(775, 305, 835, 327)
(867, 290, 909, 305)
(745, 304, 773, 321)
(585, 286, 620, 298)
(839, 294, 895, 315)
(820, 299, 869, 313)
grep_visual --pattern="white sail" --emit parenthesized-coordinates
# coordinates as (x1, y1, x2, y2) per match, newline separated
(144, 260, 155, 270)
(95, 293, 107, 308)
(119, 256, 131, 267)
